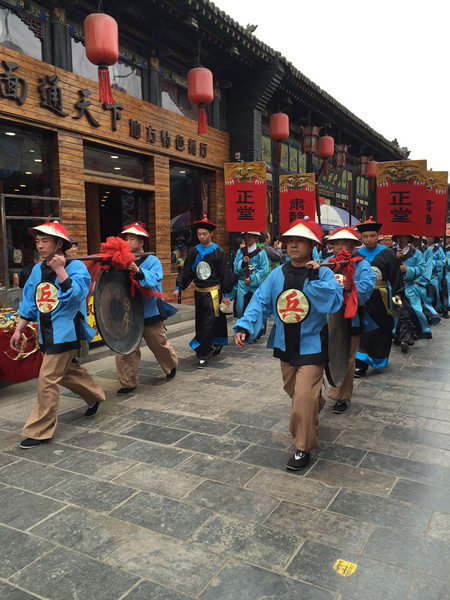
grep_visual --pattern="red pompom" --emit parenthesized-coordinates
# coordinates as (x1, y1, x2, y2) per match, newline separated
(100, 236, 135, 270)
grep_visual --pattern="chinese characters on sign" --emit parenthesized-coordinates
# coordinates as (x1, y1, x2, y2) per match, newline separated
(279, 173, 315, 234)
(425, 171, 448, 236)
(318, 168, 341, 194)
(224, 162, 267, 231)
(376, 160, 427, 236)
(0, 59, 208, 157)
(276, 289, 310, 323)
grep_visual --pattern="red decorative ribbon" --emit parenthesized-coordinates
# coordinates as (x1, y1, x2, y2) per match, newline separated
(327, 249, 363, 319)
(98, 67, 116, 105)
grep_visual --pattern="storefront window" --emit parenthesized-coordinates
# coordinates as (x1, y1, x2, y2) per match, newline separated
(170, 164, 210, 273)
(0, 6, 43, 60)
(71, 38, 143, 100)
(84, 145, 145, 180)
(161, 71, 198, 122)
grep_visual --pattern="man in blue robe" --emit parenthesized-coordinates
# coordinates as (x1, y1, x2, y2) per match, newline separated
(234, 218, 343, 471)
(233, 232, 269, 318)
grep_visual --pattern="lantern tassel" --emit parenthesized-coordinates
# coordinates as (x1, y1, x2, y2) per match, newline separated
(198, 105, 208, 135)
(276, 141, 282, 163)
(98, 66, 116, 105)
(323, 160, 328, 177)
(369, 179, 375, 192)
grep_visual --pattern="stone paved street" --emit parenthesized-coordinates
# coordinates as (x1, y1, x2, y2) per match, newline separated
(0, 314, 449, 600)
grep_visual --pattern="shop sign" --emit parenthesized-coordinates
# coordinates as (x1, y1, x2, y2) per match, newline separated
(224, 161, 267, 231)
(318, 168, 341, 193)
(0, 59, 207, 157)
(279, 173, 315, 234)
(425, 170, 448, 237)
(376, 160, 427, 236)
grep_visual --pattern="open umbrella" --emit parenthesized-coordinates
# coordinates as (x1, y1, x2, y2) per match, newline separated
(317, 203, 360, 231)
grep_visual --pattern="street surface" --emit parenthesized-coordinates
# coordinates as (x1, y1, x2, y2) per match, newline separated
(0, 313, 449, 600)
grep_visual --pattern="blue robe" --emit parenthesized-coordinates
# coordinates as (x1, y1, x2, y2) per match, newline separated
(135, 255, 177, 323)
(233, 247, 269, 318)
(401, 247, 432, 335)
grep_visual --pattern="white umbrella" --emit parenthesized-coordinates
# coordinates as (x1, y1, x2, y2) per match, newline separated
(316, 204, 360, 230)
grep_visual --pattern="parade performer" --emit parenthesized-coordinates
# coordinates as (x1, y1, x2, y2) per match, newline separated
(234, 218, 343, 470)
(9, 221, 105, 448)
(174, 215, 236, 368)
(423, 236, 445, 314)
(259, 231, 284, 272)
(115, 223, 178, 395)
(233, 231, 269, 318)
(354, 218, 403, 377)
(325, 227, 375, 413)
(171, 234, 189, 272)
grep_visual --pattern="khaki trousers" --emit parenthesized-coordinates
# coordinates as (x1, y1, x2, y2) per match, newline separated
(115, 321, 178, 388)
(328, 334, 360, 403)
(22, 350, 106, 440)
(280, 361, 326, 453)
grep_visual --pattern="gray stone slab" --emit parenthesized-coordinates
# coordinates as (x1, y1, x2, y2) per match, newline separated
(218, 410, 281, 430)
(407, 574, 450, 600)
(335, 429, 412, 458)
(175, 432, 250, 458)
(200, 561, 337, 600)
(10, 546, 139, 600)
(123, 581, 195, 600)
(30, 505, 142, 559)
(0, 484, 65, 530)
(264, 501, 372, 553)
(316, 425, 342, 443)
(106, 528, 226, 596)
(0, 581, 39, 599)
(306, 459, 396, 496)
(0, 452, 20, 469)
(125, 408, 181, 426)
(44, 473, 135, 512)
(175, 452, 260, 487)
(54, 449, 135, 480)
(408, 445, 450, 468)
(114, 462, 204, 499)
(236, 443, 294, 470)
(426, 511, 450, 543)
(171, 415, 237, 436)
(120, 422, 190, 445)
(191, 514, 301, 570)
(363, 526, 450, 578)
(329, 488, 432, 535)
(0, 459, 72, 493)
(312, 441, 367, 466)
(287, 539, 412, 600)
(246, 470, 338, 509)
(183, 480, 279, 524)
(399, 403, 450, 423)
(360, 451, 446, 485)
(5, 442, 80, 464)
(60, 429, 137, 453)
(110, 491, 212, 539)
(226, 424, 293, 450)
(114, 439, 193, 468)
(390, 478, 450, 512)
(0, 525, 52, 578)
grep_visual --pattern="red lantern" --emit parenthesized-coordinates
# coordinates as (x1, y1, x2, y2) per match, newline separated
(367, 160, 377, 191)
(187, 67, 214, 135)
(270, 113, 289, 162)
(357, 156, 369, 177)
(335, 144, 349, 168)
(84, 13, 119, 105)
(318, 136, 334, 176)
(301, 126, 320, 153)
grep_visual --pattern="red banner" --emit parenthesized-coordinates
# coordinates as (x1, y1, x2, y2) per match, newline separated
(425, 171, 448, 237)
(279, 173, 315, 234)
(224, 162, 267, 231)
(376, 160, 427, 235)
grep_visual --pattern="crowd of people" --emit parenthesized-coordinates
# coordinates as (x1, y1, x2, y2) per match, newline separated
(9, 215, 449, 471)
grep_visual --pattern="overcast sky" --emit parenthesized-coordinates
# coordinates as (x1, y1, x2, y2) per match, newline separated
(214, 0, 449, 173)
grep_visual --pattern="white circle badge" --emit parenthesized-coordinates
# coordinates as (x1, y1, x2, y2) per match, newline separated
(196, 261, 211, 281)
(35, 282, 60, 313)
(276, 289, 310, 323)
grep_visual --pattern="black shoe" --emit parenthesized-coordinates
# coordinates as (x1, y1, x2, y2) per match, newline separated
(84, 402, 100, 417)
(213, 345, 223, 356)
(286, 450, 310, 471)
(116, 387, 136, 396)
(442, 313, 449, 319)
(166, 367, 176, 379)
(333, 401, 347, 414)
(197, 359, 208, 369)
(400, 342, 409, 354)
(354, 368, 366, 378)
(424, 332, 433, 339)
(20, 438, 50, 449)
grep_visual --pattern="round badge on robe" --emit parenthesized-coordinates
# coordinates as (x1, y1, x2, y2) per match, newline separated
(371, 266, 382, 281)
(335, 273, 344, 286)
(35, 282, 60, 313)
(196, 261, 211, 281)
(276, 289, 310, 323)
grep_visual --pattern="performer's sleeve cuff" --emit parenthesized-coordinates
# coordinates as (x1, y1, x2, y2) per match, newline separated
(135, 269, 145, 280)
(308, 270, 320, 281)
(59, 277, 72, 292)
(176, 286, 181, 291)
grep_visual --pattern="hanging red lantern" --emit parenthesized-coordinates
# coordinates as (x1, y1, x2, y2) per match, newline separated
(335, 144, 349, 168)
(357, 156, 369, 177)
(301, 125, 320, 153)
(367, 160, 377, 191)
(84, 13, 119, 105)
(187, 67, 214, 135)
(318, 135, 334, 176)
(270, 113, 289, 162)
